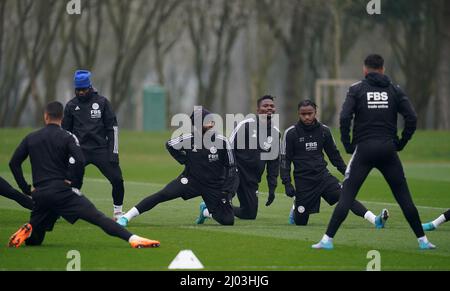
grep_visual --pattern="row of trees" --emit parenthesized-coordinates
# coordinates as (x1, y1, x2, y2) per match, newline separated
(0, 0, 449, 129)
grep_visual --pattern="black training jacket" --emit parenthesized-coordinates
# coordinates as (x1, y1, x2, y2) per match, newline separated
(280, 121, 347, 188)
(62, 92, 119, 162)
(229, 116, 280, 192)
(9, 124, 85, 193)
(166, 131, 237, 193)
(340, 72, 417, 153)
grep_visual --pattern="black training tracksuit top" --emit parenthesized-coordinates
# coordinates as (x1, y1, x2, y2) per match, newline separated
(9, 124, 85, 193)
(229, 117, 280, 192)
(166, 131, 237, 193)
(62, 93, 119, 162)
(340, 72, 417, 153)
(280, 121, 347, 188)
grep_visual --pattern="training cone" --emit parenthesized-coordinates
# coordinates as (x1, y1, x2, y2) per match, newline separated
(168, 250, 204, 270)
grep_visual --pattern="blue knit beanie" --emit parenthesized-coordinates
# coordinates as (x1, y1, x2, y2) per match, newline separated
(74, 70, 92, 89)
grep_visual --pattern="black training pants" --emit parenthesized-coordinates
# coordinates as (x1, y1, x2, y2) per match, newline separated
(233, 175, 259, 220)
(26, 181, 132, 246)
(293, 188, 369, 226)
(135, 175, 234, 226)
(82, 149, 124, 206)
(326, 138, 424, 238)
(0, 176, 33, 210)
(444, 209, 450, 221)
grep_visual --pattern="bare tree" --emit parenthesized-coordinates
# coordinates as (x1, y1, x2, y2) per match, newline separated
(257, 0, 314, 127)
(0, 0, 10, 125)
(40, 15, 72, 116)
(0, 0, 28, 126)
(151, 0, 185, 121)
(436, 0, 450, 129)
(315, 0, 369, 125)
(70, 0, 106, 70)
(11, 0, 66, 126)
(186, 0, 249, 113)
(106, 0, 181, 111)
(0, 0, 5, 73)
(244, 12, 278, 111)
(383, 0, 441, 128)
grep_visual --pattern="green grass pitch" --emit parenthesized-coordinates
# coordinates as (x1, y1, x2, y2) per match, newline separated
(0, 128, 449, 270)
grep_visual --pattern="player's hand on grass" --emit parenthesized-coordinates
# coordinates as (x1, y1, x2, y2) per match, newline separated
(284, 183, 296, 198)
(265, 190, 275, 206)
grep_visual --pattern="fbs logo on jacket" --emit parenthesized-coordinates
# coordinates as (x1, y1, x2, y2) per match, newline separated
(305, 142, 318, 151)
(367, 92, 389, 109)
(91, 103, 101, 119)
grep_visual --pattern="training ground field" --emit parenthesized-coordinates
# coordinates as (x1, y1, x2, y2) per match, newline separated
(0, 129, 449, 271)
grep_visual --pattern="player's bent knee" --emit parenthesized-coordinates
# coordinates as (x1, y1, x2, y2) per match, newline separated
(248, 208, 258, 220)
(294, 214, 310, 226)
(295, 220, 309, 226)
(241, 211, 257, 220)
(217, 215, 234, 226)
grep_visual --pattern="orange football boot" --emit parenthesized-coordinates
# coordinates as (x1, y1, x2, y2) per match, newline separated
(8, 223, 32, 248)
(129, 236, 160, 248)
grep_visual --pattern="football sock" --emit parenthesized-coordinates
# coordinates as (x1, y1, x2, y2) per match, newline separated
(203, 208, 212, 218)
(432, 214, 446, 228)
(418, 236, 429, 244)
(364, 211, 377, 225)
(124, 207, 140, 221)
(321, 234, 333, 242)
(114, 205, 123, 214)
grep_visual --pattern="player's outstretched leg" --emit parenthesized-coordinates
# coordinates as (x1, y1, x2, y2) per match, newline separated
(0, 177, 34, 210)
(422, 222, 436, 231)
(195, 201, 211, 224)
(79, 202, 160, 249)
(326, 189, 390, 229)
(117, 207, 140, 227)
(422, 209, 449, 231)
(119, 182, 184, 227)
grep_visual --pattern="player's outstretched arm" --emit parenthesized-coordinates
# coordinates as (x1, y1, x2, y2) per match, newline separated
(9, 137, 31, 195)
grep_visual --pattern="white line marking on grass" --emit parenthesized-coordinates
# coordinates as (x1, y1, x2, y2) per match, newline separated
(356, 200, 448, 211)
(1, 172, 448, 212)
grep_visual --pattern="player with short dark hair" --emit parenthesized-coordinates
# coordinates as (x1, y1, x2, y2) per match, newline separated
(118, 107, 237, 227)
(422, 209, 450, 231)
(8, 101, 159, 249)
(0, 176, 33, 210)
(62, 70, 125, 220)
(364, 53, 384, 69)
(281, 100, 387, 227)
(312, 54, 435, 250)
(206, 95, 280, 221)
